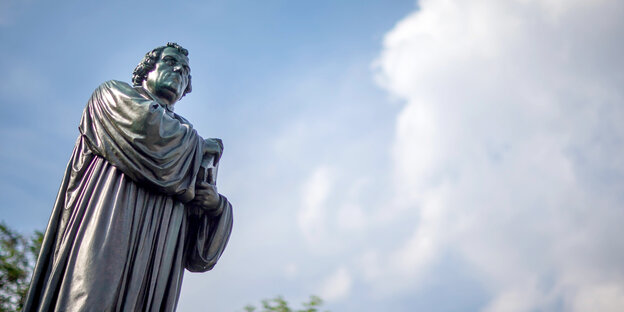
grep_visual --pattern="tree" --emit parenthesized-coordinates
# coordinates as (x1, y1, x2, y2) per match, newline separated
(243, 295, 328, 312)
(0, 222, 43, 312)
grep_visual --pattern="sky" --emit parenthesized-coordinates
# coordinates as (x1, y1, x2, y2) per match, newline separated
(1, 0, 623, 311)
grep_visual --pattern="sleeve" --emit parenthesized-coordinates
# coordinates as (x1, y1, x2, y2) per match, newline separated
(78, 80, 207, 202)
(184, 195, 234, 272)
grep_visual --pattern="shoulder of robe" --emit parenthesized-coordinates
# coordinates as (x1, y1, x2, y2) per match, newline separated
(97, 80, 140, 97)
(97, 81, 196, 130)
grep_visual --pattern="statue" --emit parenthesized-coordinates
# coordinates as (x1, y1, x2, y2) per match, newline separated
(23, 43, 233, 311)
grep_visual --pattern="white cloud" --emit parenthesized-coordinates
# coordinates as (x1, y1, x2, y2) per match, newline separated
(336, 202, 366, 230)
(284, 263, 298, 279)
(375, 0, 624, 310)
(389, 187, 446, 278)
(298, 166, 333, 244)
(318, 267, 352, 301)
(569, 283, 624, 312)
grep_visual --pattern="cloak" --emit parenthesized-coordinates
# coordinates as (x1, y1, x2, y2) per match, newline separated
(23, 80, 233, 312)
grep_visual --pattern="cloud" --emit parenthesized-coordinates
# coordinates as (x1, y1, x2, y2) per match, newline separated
(569, 283, 624, 312)
(374, 0, 624, 310)
(318, 266, 352, 301)
(284, 263, 298, 279)
(298, 166, 333, 244)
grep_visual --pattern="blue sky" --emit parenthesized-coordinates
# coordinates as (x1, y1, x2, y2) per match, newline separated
(2, 0, 624, 311)
(1, 0, 409, 232)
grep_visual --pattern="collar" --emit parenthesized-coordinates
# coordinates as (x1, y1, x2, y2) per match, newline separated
(136, 86, 176, 114)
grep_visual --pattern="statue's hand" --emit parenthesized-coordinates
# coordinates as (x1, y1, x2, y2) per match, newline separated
(190, 181, 223, 217)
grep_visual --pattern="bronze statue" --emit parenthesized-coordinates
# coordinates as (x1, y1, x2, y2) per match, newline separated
(24, 43, 233, 311)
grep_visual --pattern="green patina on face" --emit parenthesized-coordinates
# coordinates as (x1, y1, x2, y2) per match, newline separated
(143, 47, 191, 106)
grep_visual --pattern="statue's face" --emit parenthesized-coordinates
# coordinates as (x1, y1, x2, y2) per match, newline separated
(143, 47, 190, 106)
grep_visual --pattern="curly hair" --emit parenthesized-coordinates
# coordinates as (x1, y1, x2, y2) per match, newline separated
(132, 42, 192, 97)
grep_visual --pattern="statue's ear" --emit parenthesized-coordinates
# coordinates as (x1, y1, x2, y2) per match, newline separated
(185, 74, 192, 95)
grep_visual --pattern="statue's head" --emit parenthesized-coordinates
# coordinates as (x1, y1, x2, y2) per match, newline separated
(132, 42, 193, 106)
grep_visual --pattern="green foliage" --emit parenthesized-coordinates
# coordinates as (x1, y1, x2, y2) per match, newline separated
(0, 222, 43, 312)
(243, 295, 327, 312)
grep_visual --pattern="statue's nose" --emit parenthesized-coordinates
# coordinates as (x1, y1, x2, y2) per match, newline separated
(173, 66, 188, 78)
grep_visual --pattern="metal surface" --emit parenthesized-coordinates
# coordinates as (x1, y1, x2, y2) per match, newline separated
(24, 43, 232, 312)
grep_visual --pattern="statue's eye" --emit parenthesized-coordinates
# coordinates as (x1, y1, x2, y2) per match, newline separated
(164, 57, 176, 66)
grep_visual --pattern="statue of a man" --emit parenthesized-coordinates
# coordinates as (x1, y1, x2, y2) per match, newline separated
(24, 43, 233, 311)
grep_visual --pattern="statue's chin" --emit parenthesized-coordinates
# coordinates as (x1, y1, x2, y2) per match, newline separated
(155, 87, 178, 104)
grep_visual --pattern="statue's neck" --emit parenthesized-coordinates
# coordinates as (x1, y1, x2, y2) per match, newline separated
(138, 86, 175, 113)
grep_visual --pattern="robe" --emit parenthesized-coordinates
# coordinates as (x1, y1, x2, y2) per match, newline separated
(23, 80, 233, 312)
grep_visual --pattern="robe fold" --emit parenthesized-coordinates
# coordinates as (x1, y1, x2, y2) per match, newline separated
(24, 80, 233, 312)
